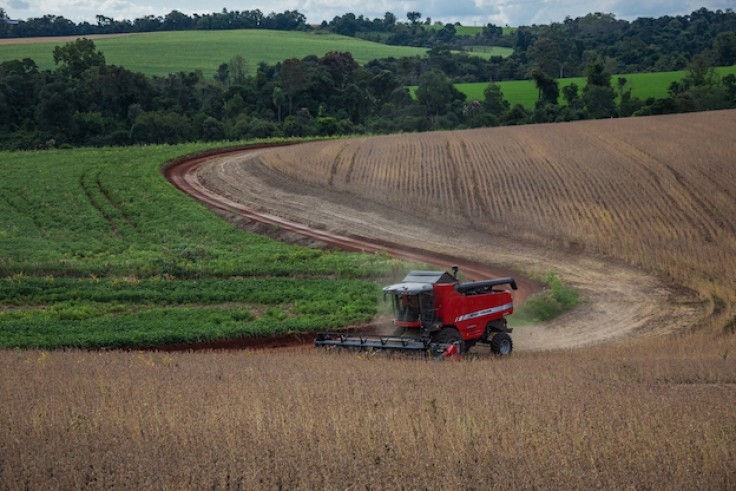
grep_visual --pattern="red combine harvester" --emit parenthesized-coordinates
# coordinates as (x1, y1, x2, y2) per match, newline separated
(315, 267, 517, 356)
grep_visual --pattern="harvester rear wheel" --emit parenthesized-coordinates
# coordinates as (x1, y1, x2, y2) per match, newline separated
(434, 327, 465, 354)
(490, 332, 513, 356)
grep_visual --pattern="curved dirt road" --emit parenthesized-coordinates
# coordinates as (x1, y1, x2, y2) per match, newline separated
(166, 147, 702, 351)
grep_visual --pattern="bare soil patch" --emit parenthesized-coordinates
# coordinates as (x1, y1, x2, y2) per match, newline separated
(167, 127, 706, 352)
(0, 33, 137, 45)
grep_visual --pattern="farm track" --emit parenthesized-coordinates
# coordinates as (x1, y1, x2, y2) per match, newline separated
(165, 147, 532, 284)
(164, 146, 543, 350)
(165, 111, 727, 351)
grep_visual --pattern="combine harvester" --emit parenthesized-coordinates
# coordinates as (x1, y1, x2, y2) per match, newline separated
(315, 267, 517, 357)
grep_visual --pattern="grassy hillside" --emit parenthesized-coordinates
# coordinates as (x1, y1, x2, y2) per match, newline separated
(458, 45, 513, 58)
(457, 66, 736, 107)
(0, 142, 399, 348)
(0, 30, 430, 77)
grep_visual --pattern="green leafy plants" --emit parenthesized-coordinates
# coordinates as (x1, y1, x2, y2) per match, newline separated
(0, 143, 395, 348)
(514, 271, 580, 323)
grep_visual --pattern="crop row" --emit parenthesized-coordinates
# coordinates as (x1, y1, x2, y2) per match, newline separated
(258, 111, 736, 316)
(2, 276, 376, 306)
(0, 143, 400, 348)
(1, 294, 379, 350)
(0, 145, 397, 278)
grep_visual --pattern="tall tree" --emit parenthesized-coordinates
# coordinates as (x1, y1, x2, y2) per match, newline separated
(531, 69, 559, 106)
(483, 83, 509, 116)
(52, 38, 105, 78)
(582, 56, 616, 118)
(407, 12, 421, 24)
(272, 86, 285, 122)
(687, 52, 716, 87)
(368, 70, 400, 103)
(278, 58, 308, 115)
(162, 10, 194, 30)
(415, 70, 465, 118)
(228, 55, 248, 86)
(0, 59, 40, 135)
(319, 51, 358, 90)
(584, 56, 611, 87)
(528, 37, 563, 78)
(35, 80, 75, 138)
(713, 32, 736, 66)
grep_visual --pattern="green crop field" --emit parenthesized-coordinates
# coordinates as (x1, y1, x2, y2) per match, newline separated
(0, 30, 431, 77)
(0, 142, 402, 349)
(456, 65, 736, 107)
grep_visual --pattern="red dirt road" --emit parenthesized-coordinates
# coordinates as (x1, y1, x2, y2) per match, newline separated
(163, 144, 700, 352)
(164, 146, 539, 297)
(162, 145, 539, 350)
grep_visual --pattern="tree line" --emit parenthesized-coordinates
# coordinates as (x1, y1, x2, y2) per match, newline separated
(3, 7, 735, 78)
(1, 7, 735, 150)
(0, 9, 308, 37)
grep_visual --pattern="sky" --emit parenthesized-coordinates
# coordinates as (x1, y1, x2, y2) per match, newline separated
(2, 0, 734, 27)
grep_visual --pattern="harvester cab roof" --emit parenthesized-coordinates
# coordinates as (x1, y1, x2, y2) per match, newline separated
(381, 270, 456, 296)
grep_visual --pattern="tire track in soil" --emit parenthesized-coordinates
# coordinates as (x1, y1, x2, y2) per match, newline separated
(163, 143, 701, 353)
(80, 170, 122, 239)
(161, 144, 541, 351)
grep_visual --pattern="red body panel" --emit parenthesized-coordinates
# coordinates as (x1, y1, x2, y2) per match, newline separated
(432, 283, 514, 341)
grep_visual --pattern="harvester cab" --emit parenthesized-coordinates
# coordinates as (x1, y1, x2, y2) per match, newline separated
(382, 269, 457, 332)
(315, 267, 519, 357)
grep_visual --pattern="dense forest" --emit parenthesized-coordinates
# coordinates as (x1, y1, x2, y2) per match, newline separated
(1, 7, 735, 149)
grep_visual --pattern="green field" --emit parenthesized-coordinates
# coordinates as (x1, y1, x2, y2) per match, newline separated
(456, 66, 736, 107)
(0, 30, 431, 77)
(460, 45, 514, 58)
(0, 142, 561, 349)
(0, 142, 402, 348)
(429, 24, 516, 36)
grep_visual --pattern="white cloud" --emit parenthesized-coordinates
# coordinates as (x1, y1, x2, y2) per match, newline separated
(7, 0, 31, 10)
(4, 0, 733, 25)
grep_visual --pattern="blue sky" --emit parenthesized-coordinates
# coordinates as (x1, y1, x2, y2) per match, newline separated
(2, 0, 733, 27)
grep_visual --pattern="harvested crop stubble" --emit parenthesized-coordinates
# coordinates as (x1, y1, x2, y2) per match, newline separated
(252, 110, 736, 328)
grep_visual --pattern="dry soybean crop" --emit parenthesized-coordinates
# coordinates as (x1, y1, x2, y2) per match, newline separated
(2, 341, 735, 489)
(256, 110, 736, 326)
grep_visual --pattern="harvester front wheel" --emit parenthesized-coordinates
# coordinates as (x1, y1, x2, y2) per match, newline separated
(434, 327, 465, 354)
(490, 332, 513, 356)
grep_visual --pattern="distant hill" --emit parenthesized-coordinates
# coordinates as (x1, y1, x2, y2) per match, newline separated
(0, 29, 432, 77)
